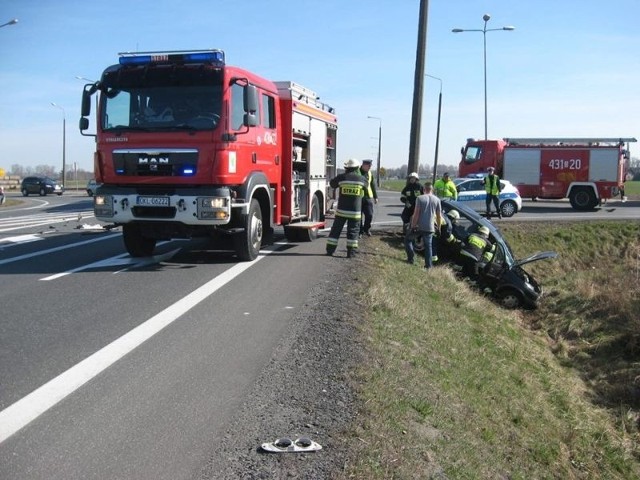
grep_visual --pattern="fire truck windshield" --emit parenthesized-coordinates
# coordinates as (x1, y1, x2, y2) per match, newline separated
(101, 66, 223, 132)
(464, 145, 482, 164)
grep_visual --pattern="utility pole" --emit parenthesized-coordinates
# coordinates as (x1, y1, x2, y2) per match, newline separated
(407, 0, 429, 175)
(426, 75, 442, 182)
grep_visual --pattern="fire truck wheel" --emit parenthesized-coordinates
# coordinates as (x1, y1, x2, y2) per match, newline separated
(305, 195, 321, 241)
(569, 187, 597, 211)
(123, 224, 157, 257)
(235, 198, 262, 261)
(500, 200, 517, 218)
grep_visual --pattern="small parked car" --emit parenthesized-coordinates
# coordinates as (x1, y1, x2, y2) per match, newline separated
(453, 177, 522, 218)
(441, 199, 557, 309)
(86, 179, 101, 196)
(21, 176, 64, 196)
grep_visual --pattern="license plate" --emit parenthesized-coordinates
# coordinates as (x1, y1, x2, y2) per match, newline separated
(136, 196, 170, 206)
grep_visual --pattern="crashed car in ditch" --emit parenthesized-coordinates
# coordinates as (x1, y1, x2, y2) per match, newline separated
(440, 199, 557, 309)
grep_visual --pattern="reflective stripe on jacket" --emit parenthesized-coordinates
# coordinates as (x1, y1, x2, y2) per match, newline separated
(400, 182, 423, 207)
(330, 171, 366, 219)
(461, 233, 493, 261)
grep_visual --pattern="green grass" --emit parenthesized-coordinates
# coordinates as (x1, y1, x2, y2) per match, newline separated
(625, 181, 640, 196)
(380, 179, 407, 192)
(340, 221, 640, 479)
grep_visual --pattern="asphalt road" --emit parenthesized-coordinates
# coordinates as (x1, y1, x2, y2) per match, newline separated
(0, 192, 339, 480)
(0, 190, 638, 479)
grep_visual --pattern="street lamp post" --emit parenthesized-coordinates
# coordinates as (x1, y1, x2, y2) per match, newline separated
(51, 103, 66, 187)
(452, 14, 514, 140)
(425, 74, 443, 182)
(0, 18, 18, 29)
(367, 116, 382, 187)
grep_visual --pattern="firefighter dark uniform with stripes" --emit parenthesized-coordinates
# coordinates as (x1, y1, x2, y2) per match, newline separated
(435, 210, 463, 262)
(458, 225, 494, 279)
(400, 172, 424, 227)
(326, 158, 366, 258)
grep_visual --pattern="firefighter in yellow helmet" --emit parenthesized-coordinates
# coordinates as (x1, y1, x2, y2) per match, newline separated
(326, 158, 367, 258)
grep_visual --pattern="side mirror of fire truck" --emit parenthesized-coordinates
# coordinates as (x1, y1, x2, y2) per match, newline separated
(79, 117, 89, 131)
(243, 84, 259, 127)
(81, 88, 92, 117)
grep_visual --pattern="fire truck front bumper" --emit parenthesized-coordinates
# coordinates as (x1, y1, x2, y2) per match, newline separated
(93, 186, 232, 225)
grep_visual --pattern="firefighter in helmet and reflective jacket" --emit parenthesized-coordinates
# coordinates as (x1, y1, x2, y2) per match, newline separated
(400, 172, 424, 232)
(458, 224, 494, 279)
(326, 158, 367, 258)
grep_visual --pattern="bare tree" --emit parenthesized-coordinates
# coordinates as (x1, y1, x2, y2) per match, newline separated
(10, 164, 24, 177)
(35, 165, 57, 177)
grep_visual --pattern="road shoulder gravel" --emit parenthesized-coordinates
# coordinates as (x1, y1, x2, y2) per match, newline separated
(197, 251, 365, 479)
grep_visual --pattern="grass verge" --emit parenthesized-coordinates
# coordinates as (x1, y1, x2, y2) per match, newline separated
(340, 221, 640, 479)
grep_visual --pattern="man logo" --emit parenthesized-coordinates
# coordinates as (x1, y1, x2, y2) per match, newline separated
(139, 157, 169, 164)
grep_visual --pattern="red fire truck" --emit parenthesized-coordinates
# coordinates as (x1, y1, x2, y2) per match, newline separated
(458, 137, 636, 210)
(79, 50, 337, 260)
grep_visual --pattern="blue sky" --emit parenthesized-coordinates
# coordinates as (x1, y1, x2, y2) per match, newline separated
(1, 0, 638, 175)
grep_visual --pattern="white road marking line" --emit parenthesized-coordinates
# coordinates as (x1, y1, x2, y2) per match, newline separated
(0, 248, 274, 444)
(40, 247, 182, 281)
(0, 234, 119, 267)
(0, 234, 43, 245)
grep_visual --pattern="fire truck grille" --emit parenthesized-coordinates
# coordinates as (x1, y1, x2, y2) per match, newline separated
(113, 150, 198, 177)
(131, 206, 177, 219)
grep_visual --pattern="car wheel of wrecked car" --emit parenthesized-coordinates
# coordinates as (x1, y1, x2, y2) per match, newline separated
(497, 289, 523, 309)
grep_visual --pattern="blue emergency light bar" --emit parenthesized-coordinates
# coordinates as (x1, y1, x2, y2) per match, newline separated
(118, 49, 225, 67)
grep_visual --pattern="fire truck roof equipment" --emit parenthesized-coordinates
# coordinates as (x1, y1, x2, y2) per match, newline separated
(118, 49, 225, 67)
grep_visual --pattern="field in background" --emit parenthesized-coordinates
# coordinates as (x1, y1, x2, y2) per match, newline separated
(625, 181, 640, 196)
(341, 221, 640, 479)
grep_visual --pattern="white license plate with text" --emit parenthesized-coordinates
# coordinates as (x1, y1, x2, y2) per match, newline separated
(136, 196, 170, 206)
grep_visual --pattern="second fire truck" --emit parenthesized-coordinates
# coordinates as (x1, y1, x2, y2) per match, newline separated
(458, 137, 636, 210)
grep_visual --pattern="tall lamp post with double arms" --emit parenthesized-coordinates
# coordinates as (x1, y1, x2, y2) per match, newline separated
(452, 14, 514, 140)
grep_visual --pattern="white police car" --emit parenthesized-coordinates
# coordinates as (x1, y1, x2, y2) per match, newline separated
(453, 177, 522, 217)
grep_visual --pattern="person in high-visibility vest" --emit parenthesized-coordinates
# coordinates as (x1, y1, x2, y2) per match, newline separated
(483, 166, 502, 219)
(359, 159, 378, 237)
(326, 158, 366, 258)
(433, 172, 457, 200)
